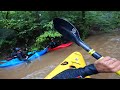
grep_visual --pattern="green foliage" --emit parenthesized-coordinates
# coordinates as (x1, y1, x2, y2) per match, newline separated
(1, 11, 120, 55)
(0, 39, 13, 49)
(0, 39, 4, 48)
(0, 29, 16, 39)
(85, 11, 119, 32)
(41, 21, 53, 31)
(30, 30, 61, 51)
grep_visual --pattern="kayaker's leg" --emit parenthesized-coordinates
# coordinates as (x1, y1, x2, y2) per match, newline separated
(25, 59, 31, 64)
(17, 53, 24, 61)
(24, 56, 32, 64)
(24, 55, 31, 64)
(17, 53, 31, 64)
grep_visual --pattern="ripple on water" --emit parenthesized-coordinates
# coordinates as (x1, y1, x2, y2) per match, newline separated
(110, 37, 120, 42)
(21, 65, 56, 79)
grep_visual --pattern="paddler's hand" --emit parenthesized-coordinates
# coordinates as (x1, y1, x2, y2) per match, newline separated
(94, 56, 120, 73)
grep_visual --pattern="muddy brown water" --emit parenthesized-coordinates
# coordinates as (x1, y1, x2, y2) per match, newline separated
(0, 31, 120, 79)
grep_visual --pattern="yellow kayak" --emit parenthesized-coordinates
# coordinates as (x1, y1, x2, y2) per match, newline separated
(44, 52, 90, 79)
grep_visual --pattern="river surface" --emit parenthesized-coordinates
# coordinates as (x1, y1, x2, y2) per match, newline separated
(0, 31, 120, 79)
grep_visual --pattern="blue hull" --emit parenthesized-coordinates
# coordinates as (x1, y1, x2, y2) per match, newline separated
(0, 47, 48, 68)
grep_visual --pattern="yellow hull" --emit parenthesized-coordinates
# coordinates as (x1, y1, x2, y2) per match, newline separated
(44, 52, 91, 79)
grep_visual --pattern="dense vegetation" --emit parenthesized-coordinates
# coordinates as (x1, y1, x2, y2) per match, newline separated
(0, 11, 120, 57)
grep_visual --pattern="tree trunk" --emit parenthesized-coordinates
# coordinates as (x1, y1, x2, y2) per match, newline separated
(6, 11, 9, 19)
(81, 11, 86, 25)
(32, 11, 41, 23)
(35, 11, 40, 22)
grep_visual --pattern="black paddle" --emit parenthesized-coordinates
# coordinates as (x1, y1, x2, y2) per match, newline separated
(53, 18, 120, 76)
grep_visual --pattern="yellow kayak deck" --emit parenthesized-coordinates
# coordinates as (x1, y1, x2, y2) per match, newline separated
(44, 52, 90, 79)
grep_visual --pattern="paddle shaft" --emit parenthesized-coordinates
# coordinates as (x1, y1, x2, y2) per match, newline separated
(76, 39, 102, 60)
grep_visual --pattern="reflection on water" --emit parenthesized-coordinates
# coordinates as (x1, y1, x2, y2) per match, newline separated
(0, 31, 120, 79)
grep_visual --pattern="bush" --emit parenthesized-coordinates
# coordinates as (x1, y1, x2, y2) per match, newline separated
(30, 30, 61, 51)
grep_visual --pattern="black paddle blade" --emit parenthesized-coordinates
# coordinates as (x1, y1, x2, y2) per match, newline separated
(53, 18, 82, 45)
(53, 18, 102, 60)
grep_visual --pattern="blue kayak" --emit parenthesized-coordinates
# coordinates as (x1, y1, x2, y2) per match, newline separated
(0, 47, 48, 68)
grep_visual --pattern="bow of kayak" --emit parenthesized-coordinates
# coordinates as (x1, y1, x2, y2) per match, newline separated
(44, 51, 90, 79)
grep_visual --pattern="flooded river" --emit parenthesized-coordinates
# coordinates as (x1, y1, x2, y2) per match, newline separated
(0, 31, 120, 79)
